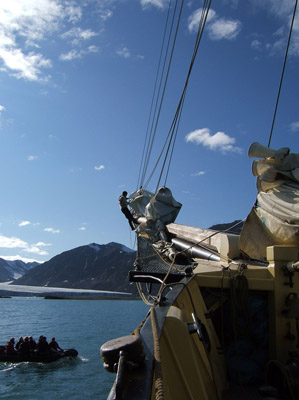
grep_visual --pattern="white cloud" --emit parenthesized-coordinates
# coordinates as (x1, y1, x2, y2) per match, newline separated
(18, 220, 31, 227)
(25, 244, 49, 255)
(191, 171, 206, 177)
(0, 47, 52, 81)
(0, 234, 50, 256)
(0, 234, 28, 249)
(251, 39, 262, 50)
(188, 9, 217, 33)
(59, 49, 81, 61)
(61, 27, 97, 43)
(208, 18, 241, 40)
(188, 8, 241, 40)
(27, 155, 38, 160)
(69, 167, 82, 173)
(88, 45, 99, 53)
(140, 0, 167, 9)
(63, 3, 82, 23)
(0, 0, 65, 81)
(116, 47, 131, 58)
(185, 128, 242, 154)
(116, 47, 144, 60)
(35, 241, 51, 247)
(0, 0, 101, 81)
(59, 22, 99, 61)
(0, 105, 6, 129)
(59, 46, 99, 61)
(251, 0, 294, 19)
(79, 226, 86, 231)
(94, 164, 105, 171)
(44, 227, 60, 234)
(250, 0, 299, 56)
(99, 9, 113, 21)
(290, 121, 299, 132)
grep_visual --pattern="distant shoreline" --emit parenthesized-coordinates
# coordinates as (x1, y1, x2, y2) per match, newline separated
(44, 295, 140, 300)
(0, 282, 136, 300)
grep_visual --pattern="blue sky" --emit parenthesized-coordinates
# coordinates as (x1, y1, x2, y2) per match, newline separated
(0, 0, 298, 263)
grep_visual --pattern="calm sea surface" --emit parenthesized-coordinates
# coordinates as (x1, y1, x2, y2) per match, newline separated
(0, 297, 149, 400)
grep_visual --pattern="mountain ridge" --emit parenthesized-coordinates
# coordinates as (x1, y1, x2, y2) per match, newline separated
(13, 242, 138, 295)
(0, 258, 39, 282)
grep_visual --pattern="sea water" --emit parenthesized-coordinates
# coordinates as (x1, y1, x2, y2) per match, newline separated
(0, 297, 149, 400)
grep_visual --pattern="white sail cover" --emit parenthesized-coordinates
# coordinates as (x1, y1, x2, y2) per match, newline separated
(129, 187, 182, 224)
(240, 142, 299, 260)
(129, 189, 154, 217)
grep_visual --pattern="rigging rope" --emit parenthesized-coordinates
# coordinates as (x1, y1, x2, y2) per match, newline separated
(143, 0, 212, 192)
(268, 0, 298, 147)
(160, 0, 212, 190)
(137, 0, 174, 189)
(138, 0, 181, 189)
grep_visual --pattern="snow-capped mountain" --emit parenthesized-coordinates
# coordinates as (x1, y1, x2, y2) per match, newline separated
(14, 242, 137, 294)
(0, 258, 40, 282)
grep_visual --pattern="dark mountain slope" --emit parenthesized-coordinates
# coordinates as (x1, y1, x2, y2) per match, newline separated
(14, 242, 137, 294)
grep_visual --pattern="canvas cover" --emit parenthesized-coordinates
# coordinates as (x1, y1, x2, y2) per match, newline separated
(129, 187, 181, 224)
(129, 187, 182, 241)
(240, 142, 299, 261)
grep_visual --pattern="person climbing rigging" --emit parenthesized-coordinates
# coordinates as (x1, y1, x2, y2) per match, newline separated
(118, 191, 135, 230)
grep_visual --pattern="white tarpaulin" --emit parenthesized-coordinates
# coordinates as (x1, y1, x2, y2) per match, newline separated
(129, 189, 154, 217)
(129, 187, 181, 224)
(145, 187, 182, 224)
(240, 142, 299, 260)
(129, 187, 182, 242)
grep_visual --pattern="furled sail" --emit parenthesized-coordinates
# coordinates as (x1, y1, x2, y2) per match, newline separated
(240, 142, 299, 260)
(129, 187, 182, 242)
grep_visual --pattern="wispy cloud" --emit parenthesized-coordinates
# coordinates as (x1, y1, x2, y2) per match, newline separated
(116, 46, 144, 60)
(94, 164, 105, 171)
(185, 128, 242, 154)
(140, 0, 167, 10)
(59, 26, 99, 61)
(60, 46, 99, 61)
(0, 1, 62, 81)
(0, 234, 28, 249)
(61, 27, 97, 44)
(250, 0, 299, 56)
(27, 155, 38, 161)
(25, 242, 51, 255)
(0, 1, 101, 81)
(116, 47, 131, 58)
(290, 121, 299, 133)
(44, 227, 60, 234)
(188, 8, 241, 40)
(209, 18, 242, 40)
(69, 167, 82, 173)
(0, 104, 6, 129)
(18, 221, 31, 227)
(59, 49, 81, 61)
(191, 171, 206, 177)
(79, 226, 86, 231)
(251, 39, 262, 50)
(0, 234, 50, 256)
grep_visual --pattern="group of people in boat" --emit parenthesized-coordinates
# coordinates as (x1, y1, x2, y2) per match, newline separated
(4, 336, 63, 356)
